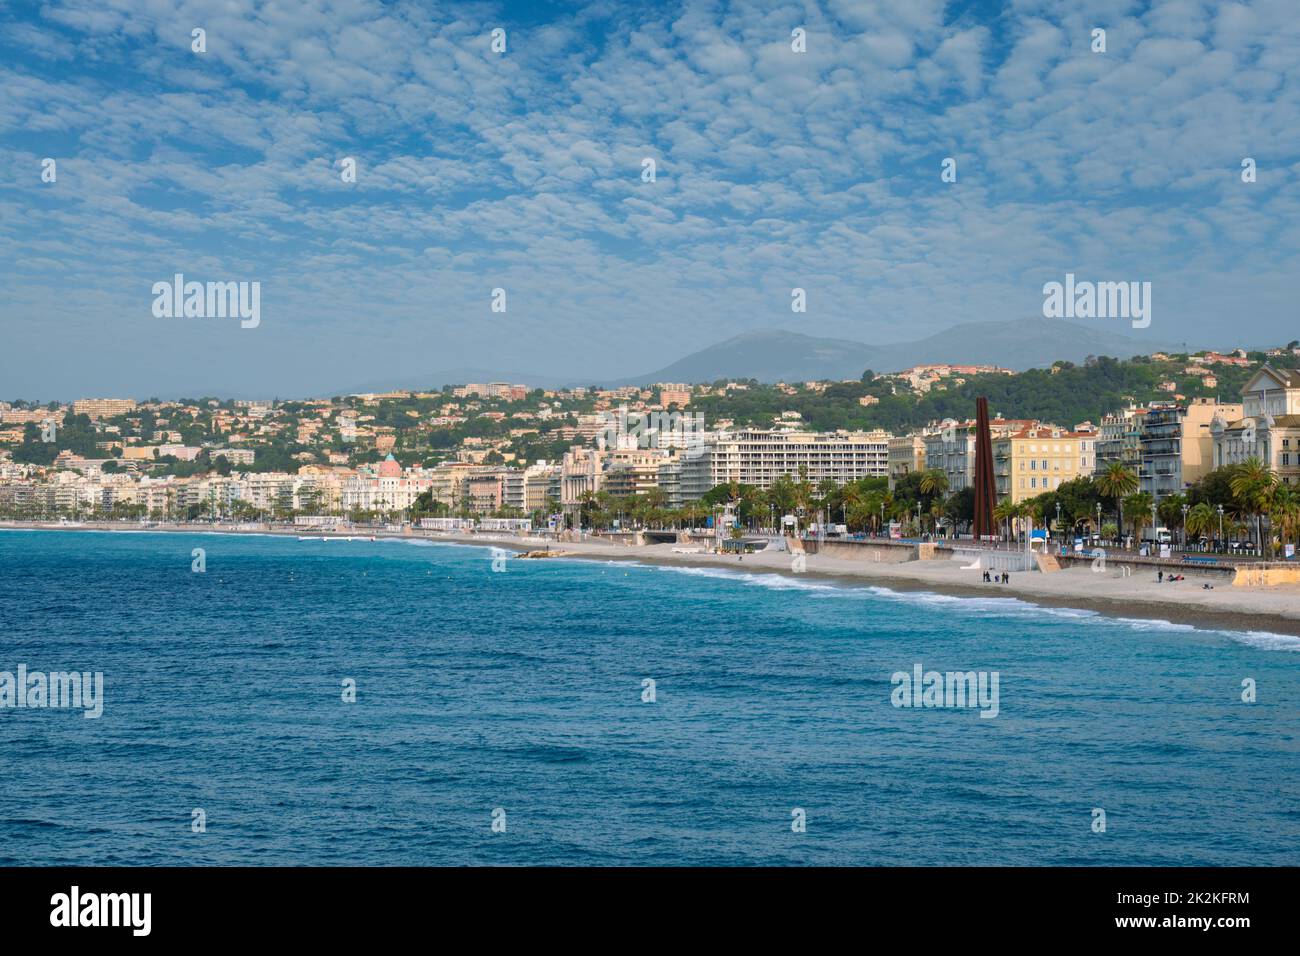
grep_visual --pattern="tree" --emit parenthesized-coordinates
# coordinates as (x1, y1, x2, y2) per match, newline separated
(1156, 493, 1186, 531)
(1185, 501, 1216, 543)
(1124, 491, 1154, 542)
(1229, 457, 1276, 555)
(1096, 462, 1139, 541)
(993, 498, 1018, 541)
(918, 468, 949, 499)
(1267, 485, 1299, 553)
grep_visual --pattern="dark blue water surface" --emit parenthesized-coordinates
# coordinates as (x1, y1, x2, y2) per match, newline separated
(0, 529, 1296, 865)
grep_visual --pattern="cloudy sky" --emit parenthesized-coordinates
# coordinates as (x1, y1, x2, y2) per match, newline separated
(2, 0, 1298, 399)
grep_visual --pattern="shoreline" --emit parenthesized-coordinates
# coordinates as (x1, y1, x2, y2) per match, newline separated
(6, 521, 1300, 638)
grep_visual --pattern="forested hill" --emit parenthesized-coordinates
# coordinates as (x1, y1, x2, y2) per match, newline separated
(690, 354, 1272, 433)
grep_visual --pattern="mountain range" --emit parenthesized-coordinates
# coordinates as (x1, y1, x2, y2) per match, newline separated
(609, 320, 1190, 385)
(360, 320, 1190, 395)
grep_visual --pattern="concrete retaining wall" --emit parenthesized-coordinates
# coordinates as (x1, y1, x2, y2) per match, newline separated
(800, 539, 916, 563)
(1231, 564, 1300, 587)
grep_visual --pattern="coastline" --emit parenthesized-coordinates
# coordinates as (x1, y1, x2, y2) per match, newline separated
(6, 521, 1300, 638)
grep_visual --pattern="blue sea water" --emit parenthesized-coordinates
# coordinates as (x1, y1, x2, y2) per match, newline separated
(0, 528, 1296, 866)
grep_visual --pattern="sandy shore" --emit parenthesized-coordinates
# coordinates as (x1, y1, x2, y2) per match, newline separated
(479, 537, 1300, 636)
(7, 521, 1300, 636)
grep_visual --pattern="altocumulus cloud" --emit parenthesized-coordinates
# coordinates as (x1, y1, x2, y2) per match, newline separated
(1, 0, 1298, 397)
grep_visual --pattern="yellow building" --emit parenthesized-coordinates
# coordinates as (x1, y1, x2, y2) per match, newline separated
(887, 433, 927, 488)
(994, 424, 1097, 503)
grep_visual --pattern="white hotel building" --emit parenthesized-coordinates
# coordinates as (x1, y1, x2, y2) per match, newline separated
(681, 429, 891, 495)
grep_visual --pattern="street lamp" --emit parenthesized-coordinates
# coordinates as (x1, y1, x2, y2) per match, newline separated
(1055, 501, 1061, 545)
(1181, 502, 1189, 551)
(1217, 503, 1224, 552)
(1095, 502, 1101, 543)
(1150, 499, 1158, 552)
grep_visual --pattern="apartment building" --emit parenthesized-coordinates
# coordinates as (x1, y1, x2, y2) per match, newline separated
(923, 419, 1034, 492)
(1093, 406, 1146, 476)
(73, 398, 137, 420)
(709, 429, 891, 490)
(658, 384, 692, 408)
(522, 462, 561, 513)
(994, 424, 1096, 503)
(1211, 366, 1300, 487)
(1140, 398, 1243, 500)
(465, 472, 506, 514)
(602, 449, 668, 498)
(657, 459, 683, 509)
(888, 433, 929, 488)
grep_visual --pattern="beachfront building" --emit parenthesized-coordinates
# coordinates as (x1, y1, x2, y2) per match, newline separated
(341, 454, 434, 514)
(721, 429, 891, 489)
(1211, 366, 1300, 487)
(888, 433, 928, 489)
(679, 442, 720, 502)
(602, 449, 668, 498)
(657, 459, 683, 508)
(1093, 406, 1147, 477)
(993, 423, 1096, 504)
(561, 447, 604, 508)
(923, 418, 1034, 493)
(1139, 398, 1243, 500)
(522, 462, 561, 513)
(465, 471, 506, 514)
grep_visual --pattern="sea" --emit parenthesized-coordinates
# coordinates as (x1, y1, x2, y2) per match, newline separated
(0, 529, 1296, 866)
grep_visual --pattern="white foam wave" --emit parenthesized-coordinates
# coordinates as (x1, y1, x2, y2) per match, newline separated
(1113, 617, 1198, 633)
(1223, 630, 1300, 652)
(653, 564, 841, 592)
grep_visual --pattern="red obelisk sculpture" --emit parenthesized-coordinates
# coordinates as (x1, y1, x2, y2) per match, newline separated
(972, 396, 996, 540)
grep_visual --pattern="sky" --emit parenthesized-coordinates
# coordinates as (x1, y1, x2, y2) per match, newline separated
(2, 0, 1298, 400)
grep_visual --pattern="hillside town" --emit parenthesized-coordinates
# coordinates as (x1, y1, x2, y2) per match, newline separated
(3, 346, 1299, 550)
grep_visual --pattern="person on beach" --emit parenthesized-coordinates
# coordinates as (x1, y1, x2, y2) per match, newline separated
(1158, 570, 1163, 583)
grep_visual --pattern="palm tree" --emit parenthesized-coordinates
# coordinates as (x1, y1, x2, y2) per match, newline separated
(993, 498, 1017, 542)
(1157, 493, 1186, 535)
(1185, 501, 1216, 548)
(1229, 457, 1277, 556)
(1266, 484, 1299, 555)
(1124, 491, 1154, 544)
(1096, 462, 1139, 542)
(918, 468, 949, 498)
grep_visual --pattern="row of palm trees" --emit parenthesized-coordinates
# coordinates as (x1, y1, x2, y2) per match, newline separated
(1048, 457, 1296, 556)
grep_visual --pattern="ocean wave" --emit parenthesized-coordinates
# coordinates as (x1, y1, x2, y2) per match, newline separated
(1112, 617, 1199, 633)
(653, 564, 841, 592)
(1224, 630, 1300, 652)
